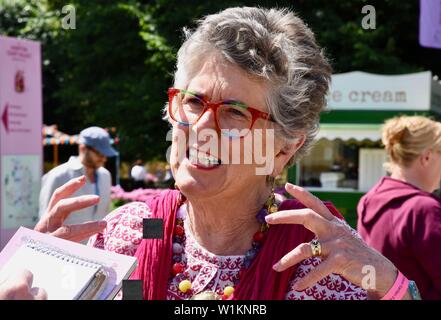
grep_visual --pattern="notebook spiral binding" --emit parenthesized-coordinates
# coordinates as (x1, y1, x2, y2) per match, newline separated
(24, 238, 103, 270)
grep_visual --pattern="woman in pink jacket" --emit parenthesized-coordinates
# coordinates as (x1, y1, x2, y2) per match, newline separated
(358, 115, 441, 299)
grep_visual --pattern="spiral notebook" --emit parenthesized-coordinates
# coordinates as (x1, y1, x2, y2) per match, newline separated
(0, 227, 138, 300)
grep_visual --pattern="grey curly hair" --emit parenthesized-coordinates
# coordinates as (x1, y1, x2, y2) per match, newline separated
(172, 6, 332, 166)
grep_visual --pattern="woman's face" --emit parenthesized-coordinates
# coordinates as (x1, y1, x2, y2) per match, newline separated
(169, 55, 289, 199)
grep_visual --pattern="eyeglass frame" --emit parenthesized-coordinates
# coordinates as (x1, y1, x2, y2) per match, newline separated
(167, 88, 274, 137)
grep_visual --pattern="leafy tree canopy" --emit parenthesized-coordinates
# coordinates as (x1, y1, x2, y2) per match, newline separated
(1, 0, 439, 162)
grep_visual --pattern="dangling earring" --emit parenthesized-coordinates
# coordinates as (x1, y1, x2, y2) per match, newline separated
(266, 184, 279, 214)
(257, 179, 279, 231)
(265, 175, 279, 214)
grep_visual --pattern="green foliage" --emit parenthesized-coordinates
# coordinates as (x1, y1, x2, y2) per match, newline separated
(110, 198, 128, 211)
(0, 0, 439, 162)
(0, 0, 59, 38)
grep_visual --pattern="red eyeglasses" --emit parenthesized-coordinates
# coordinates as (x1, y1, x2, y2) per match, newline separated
(168, 88, 273, 138)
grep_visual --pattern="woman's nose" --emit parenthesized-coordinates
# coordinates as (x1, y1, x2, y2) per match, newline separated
(192, 107, 217, 132)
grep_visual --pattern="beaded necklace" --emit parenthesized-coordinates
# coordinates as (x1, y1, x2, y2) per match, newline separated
(169, 192, 279, 300)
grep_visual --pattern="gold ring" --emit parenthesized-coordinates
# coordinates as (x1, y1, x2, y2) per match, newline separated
(310, 239, 322, 257)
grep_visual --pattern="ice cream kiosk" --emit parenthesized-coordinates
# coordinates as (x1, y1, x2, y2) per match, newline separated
(288, 71, 441, 227)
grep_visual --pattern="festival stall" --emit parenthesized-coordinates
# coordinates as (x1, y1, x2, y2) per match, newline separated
(288, 71, 441, 227)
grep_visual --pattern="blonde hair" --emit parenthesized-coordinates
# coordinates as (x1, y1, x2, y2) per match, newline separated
(382, 115, 441, 171)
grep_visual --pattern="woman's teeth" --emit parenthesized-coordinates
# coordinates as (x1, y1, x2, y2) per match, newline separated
(189, 149, 220, 167)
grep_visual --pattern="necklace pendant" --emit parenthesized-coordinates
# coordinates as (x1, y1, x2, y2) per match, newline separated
(190, 291, 222, 300)
(268, 203, 278, 213)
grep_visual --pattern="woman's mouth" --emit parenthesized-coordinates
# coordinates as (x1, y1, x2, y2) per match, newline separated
(187, 148, 221, 169)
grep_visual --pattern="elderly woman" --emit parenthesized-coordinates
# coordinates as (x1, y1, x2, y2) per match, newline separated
(358, 116, 441, 299)
(86, 7, 421, 300)
(33, 7, 418, 300)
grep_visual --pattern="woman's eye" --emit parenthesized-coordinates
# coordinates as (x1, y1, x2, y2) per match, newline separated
(227, 108, 247, 118)
(185, 98, 203, 108)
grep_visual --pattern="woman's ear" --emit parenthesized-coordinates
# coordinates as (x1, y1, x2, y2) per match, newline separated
(420, 148, 432, 168)
(271, 135, 306, 177)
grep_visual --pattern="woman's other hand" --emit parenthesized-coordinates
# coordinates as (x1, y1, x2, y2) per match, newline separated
(266, 183, 409, 300)
(34, 176, 106, 242)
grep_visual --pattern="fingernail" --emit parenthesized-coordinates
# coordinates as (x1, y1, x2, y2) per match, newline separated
(285, 182, 294, 190)
(86, 195, 99, 202)
(272, 262, 281, 272)
(265, 215, 274, 223)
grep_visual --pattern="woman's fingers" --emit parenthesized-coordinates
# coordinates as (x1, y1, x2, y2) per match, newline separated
(36, 195, 100, 233)
(30, 287, 48, 300)
(19, 269, 34, 288)
(34, 178, 103, 242)
(5, 269, 37, 300)
(52, 195, 100, 219)
(47, 176, 86, 212)
(292, 258, 335, 291)
(50, 220, 107, 242)
(273, 240, 329, 272)
(265, 208, 330, 237)
(285, 183, 335, 221)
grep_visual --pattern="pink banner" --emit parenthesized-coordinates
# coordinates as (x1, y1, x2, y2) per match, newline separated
(0, 36, 42, 154)
(0, 36, 42, 249)
(419, 0, 441, 49)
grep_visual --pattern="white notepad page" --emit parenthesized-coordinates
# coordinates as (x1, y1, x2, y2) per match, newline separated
(0, 227, 138, 300)
(0, 242, 101, 300)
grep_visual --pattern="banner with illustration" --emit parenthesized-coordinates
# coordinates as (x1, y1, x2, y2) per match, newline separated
(0, 36, 42, 249)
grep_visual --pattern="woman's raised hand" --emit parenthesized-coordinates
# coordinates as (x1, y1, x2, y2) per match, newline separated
(34, 176, 106, 242)
(266, 183, 408, 300)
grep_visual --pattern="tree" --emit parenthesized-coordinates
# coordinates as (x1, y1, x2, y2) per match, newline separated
(1, 0, 440, 163)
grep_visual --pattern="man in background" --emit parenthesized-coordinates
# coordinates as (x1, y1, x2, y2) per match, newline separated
(39, 126, 117, 226)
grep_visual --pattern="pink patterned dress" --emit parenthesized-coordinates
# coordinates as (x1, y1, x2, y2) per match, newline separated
(88, 202, 367, 300)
